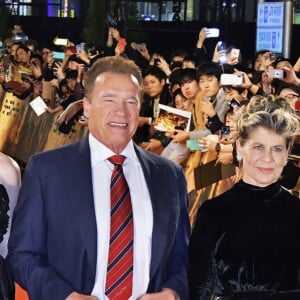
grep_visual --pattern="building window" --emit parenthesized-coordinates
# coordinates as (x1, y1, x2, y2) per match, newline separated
(4, 0, 80, 18)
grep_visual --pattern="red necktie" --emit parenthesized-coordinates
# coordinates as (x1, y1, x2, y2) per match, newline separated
(105, 155, 134, 300)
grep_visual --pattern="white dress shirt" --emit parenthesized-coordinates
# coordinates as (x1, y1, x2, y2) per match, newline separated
(89, 133, 153, 299)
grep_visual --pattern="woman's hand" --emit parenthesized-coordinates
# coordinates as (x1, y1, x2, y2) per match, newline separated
(53, 61, 65, 80)
(166, 130, 190, 144)
(140, 139, 164, 155)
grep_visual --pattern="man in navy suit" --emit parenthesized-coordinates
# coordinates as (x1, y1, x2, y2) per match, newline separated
(7, 56, 190, 300)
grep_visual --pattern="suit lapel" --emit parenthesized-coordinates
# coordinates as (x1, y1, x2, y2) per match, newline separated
(135, 146, 172, 279)
(62, 138, 98, 272)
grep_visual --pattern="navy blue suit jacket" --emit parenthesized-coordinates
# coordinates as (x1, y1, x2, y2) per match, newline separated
(7, 137, 190, 300)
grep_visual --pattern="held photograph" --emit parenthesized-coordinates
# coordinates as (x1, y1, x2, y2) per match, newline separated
(153, 104, 192, 133)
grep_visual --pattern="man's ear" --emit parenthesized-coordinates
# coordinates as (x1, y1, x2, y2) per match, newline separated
(83, 97, 90, 118)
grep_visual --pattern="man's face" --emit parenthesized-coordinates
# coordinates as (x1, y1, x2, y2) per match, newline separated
(42, 48, 51, 63)
(143, 74, 165, 98)
(16, 48, 30, 63)
(180, 79, 199, 101)
(199, 75, 220, 98)
(83, 72, 141, 154)
(224, 87, 242, 102)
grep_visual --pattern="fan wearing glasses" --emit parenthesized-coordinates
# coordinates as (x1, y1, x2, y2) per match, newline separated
(278, 84, 300, 112)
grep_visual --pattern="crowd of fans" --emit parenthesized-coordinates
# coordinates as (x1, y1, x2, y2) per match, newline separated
(0, 24, 300, 196)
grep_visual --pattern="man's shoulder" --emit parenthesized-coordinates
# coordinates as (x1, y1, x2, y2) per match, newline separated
(31, 138, 87, 163)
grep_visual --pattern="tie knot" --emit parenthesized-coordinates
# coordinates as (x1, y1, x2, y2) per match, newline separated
(108, 155, 125, 166)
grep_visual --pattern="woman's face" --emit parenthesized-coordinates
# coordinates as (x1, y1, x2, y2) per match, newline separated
(180, 80, 199, 101)
(225, 113, 236, 135)
(236, 126, 289, 187)
(174, 94, 185, 110)
(143, 74, 165, 98)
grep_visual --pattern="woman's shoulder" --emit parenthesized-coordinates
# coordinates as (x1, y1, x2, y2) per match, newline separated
(200, 188, 234, 213)
(0, 184, 9, 242)
(0, 153, 21, 187)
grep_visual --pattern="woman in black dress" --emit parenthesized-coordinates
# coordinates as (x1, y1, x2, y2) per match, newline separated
(189, 94, 300, 300)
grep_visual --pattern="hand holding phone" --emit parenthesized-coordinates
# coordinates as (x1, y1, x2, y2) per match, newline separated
(186, 139, 205, 151)
(53, 37, 69, 46)
(205, 28, 220, 38)
(52, 51, 65, 60)
(267, 69, 285, 79)
(136, 43, 145, 51)
(117, 38, 126, 49)
(230, 48, 240, 60)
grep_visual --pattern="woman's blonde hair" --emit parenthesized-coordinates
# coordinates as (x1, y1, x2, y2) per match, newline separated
(235, 94, 300, 149)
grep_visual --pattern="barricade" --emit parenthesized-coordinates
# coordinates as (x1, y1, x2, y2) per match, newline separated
(185, 148, 235, 227)
(0, 93, 88, 165)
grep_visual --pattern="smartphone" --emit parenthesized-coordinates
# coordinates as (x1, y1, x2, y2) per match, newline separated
(220, 74, 243, 85)
(136, 43, 145, 51)
(53, 51, 65, 60)
(267, 69, 285, 79)
(76, 43, 85, 53)
(230, 48, 240, 60)
(88, 47, 97, 56)
(117, 38, 126, 49)
(186, 139, 205, 151)
(217, 41, 226, 51)
(53, 37, 68, 46)
(228, 98, 242, 109)
(221, 125, 230, 137)
(205, 28, 220, 38)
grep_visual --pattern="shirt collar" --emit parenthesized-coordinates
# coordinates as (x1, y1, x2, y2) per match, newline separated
(89, 133, 138, 167)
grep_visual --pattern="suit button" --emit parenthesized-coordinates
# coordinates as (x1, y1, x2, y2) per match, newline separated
(88, 276, 94, 283)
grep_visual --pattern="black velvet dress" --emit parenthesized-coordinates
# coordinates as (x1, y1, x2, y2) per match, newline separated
(189, 180, 300, 300)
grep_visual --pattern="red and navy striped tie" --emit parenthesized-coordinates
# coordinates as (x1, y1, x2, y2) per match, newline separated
(105, 155, 133, 300)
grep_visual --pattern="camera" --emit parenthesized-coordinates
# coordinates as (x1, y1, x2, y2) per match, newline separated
(267, 69, 285, 79)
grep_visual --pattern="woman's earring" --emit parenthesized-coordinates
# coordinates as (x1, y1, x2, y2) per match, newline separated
(236, 153, 243, 161)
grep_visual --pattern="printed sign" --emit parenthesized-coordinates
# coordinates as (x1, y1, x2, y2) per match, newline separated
(256, 2, 284, 53)
(257, 2, 284, 27)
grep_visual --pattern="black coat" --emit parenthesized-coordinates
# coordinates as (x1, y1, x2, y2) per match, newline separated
(189, 180, 300, 300)
(0, 185, 14, 300)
